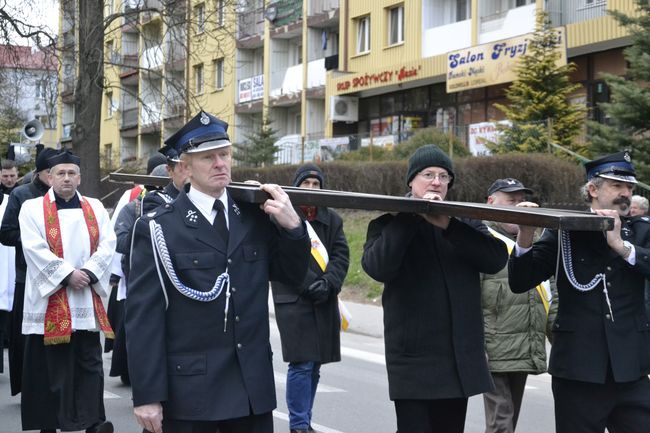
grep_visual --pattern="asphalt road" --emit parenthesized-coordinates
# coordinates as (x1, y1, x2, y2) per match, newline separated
(0, 320, 555, 433)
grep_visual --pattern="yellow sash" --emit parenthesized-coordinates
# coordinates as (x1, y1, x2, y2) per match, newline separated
(305, 221, 351, 331)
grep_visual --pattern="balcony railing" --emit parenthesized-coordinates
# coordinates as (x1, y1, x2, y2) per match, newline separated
(308, 0, 338, 16)
(546, 0, 607, 27)
(63, 76, 75, 94)
(237, 7, 264, 39)
(140, 45, 163, 69)
(273, 0, 303, 27)
(121, 107, 138, 128)
(122, 39, 139, 57)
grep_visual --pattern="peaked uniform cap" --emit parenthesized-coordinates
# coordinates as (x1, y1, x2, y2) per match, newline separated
(164, 111, 230, 154)
(487, 178, 533, 196)
(584, 151, 637, 184)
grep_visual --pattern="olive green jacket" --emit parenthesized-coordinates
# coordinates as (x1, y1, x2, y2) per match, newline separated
(480, 222, 557, 374)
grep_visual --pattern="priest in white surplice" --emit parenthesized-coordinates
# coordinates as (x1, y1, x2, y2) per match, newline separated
(18, 151, 116, 433)
(0, 192, 16, 374)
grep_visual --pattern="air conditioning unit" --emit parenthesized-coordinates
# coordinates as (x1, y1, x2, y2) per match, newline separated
(330, 96, 359, 122)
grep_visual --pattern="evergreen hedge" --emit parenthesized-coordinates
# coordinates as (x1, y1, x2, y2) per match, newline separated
(233, 153, 586, 208)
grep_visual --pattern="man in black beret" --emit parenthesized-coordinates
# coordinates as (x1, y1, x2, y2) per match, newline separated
(362, 144, 508, 433)
(272, 163, 349, 433)
(0, 146, 58, 397)
(18, 151, 116, 433)
(509, 150, 650, 433)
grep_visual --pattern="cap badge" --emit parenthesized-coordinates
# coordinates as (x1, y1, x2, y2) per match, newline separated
(200, 112, 210, 125)
(507, 179, 517, 185)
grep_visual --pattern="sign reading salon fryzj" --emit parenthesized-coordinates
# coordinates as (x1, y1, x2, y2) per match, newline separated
(446, 27, 566, 93)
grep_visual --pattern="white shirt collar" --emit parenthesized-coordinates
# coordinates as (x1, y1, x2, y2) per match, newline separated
(187, 186, 229, 226)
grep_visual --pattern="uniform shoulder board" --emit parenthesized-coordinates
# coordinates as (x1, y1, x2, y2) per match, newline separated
(641, 216, 649, 223)
(142, 202, 174, 220)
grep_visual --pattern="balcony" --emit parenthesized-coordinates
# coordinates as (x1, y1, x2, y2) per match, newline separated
(423, 19, 471, 58)
(121, 107, 139, 130)
(140, 104, 162, 128)
(308, 0, 337, 16)
(546, 0, 607, 27)
(324, 54, 338, 71)
(165, 41, 186, 71)
(140, 45, 163, 70)
(141, 0, 163, 24)
(479, 3, 536, 44)
(272, 0, 303, 27)
(164, 101, 185, 119)
(237, 7, 264, 47)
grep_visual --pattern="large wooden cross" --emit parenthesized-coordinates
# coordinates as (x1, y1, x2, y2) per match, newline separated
(109, 172, 613, 232)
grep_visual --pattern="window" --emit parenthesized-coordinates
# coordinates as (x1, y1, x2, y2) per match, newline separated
(195, 3, 206, 33)
(35, 79, 47, 99)
(213, 58, 224, 89)
(106, 92, 116, 118)
(216, 0, 225, 26)
(388, 5, 404, 46)
(356, 16, 370, 54)
(194, 64, 204, 94)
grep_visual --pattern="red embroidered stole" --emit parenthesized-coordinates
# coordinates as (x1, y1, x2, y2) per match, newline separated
(42, 195, 114, 345)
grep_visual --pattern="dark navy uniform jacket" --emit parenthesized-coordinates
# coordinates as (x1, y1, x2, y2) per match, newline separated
(509, 216, 650, 384)
(125, 189, 310, 421)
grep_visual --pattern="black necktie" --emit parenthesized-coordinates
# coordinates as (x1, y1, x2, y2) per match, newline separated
(212, 200, 229, 245)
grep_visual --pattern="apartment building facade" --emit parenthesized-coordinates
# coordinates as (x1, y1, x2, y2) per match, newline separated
(327, 0, 635, 151)
(57, 0, 637, 167)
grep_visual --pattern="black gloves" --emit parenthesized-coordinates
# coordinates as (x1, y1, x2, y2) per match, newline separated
(303, 279, 330, 304)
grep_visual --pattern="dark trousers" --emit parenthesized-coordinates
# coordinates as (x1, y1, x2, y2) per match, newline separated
(552, 375, 650, 433)
(21, 331, 106, 431)
(8, 281, 25, 395)
(146, 411, 274, 433)
(394, 398, 469, 433)
(0, 309, 9, 373)
(483, 372, 528, 433)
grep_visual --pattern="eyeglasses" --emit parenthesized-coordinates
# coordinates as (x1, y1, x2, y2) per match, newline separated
(417, 171, 453, 184)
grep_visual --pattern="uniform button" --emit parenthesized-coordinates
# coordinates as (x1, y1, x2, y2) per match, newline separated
(235, 316, 240, 322)
(231, 287, 236, 292)
(193, 259, 199, 265)
(227, 258, 232, 264)
(165, 204, 170, 208)
(606, 266, 612, 271)
(644, 256, 648, 261)
(605, 314, 611, 320)
(176, 364, 182, 371)
(237, 343, 242, 349)
(606, 282, 611, 287)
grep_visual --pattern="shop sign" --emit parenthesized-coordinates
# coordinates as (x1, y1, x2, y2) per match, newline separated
(336, 65, 421, 92)
(446, 27, 566, 93)
(239, 78, 252, 103)
(251, 74, 264, 101)
(468, 120, 511, 155)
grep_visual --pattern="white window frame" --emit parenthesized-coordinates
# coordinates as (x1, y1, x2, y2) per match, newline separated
(387, 4, 404, 46)
(195, 64, 205, 94)
(356, 16, 371, 54)
(195, 3, 206, 33)
(216, 0, 225, 26)
(106, 92, 116, 118)
(213, 58, 224, 90)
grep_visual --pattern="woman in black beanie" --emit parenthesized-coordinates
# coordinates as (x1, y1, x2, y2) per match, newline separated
(362, 144, 508, 433)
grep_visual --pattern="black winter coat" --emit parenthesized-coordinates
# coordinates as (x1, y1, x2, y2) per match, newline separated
(272, 206, 350, 363)
(0, 175, 49, 283)
(362, 213, 508, 400)
(508, 216, 650, 384)
(125, 190, 310, 421)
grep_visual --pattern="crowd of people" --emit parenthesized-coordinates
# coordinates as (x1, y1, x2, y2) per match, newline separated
(0, 110, 649, 433)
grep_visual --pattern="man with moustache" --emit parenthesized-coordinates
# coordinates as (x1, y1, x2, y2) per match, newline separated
(481, 178, 556, 433)
(0, 146, 58, 396)
(508, 151, 650, 433)
(125, 111, 310, 433)
(362, 144, 508, 433)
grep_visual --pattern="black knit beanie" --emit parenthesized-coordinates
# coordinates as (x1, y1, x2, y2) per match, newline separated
(406, 144, 455, 188)
(35, 147, 59, 172)
(147, 153, 168, 175)
(293, 163, 325, 188)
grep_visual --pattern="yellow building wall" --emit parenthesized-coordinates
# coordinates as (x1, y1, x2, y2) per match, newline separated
(101, 11, 124, 170)
(187, 0, 237, 136)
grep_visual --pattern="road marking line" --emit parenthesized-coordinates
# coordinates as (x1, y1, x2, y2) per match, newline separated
(341, 347, 385, 365)
(103, 390, 121, 399)
(273, 410, 345, 433)
(274, 372, 346, 393)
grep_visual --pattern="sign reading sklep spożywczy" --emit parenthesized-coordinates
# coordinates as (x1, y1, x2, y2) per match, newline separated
(446, 27, 566, 93)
